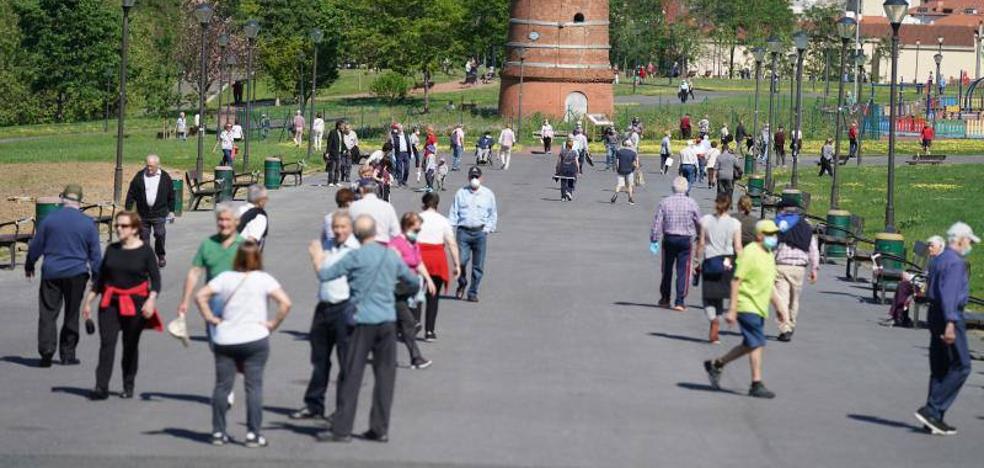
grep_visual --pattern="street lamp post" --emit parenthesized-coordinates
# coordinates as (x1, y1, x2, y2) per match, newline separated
(830, 16, 857, 210)
(975, 28, 981, 80)
(751, 47, 766, 174)
(792, 31, 809, 188)
(306, 28, 323, 161)
(214, 33, 229, 138)
(884, 0, 908, 233)
(933, 50, 943, 126)
(113, 0, 136, 205)
(788, 53, 796, 138)
(855, 49, 866, 166)
(765, 35, 781, 190)
(517, 47, 527, 137)
(193, 3, 213, 177)
(243, 19, 260, 172)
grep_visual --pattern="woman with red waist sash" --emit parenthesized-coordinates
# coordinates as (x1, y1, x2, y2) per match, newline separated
(82, 211, 162, 400)
(416, 193, 461, 341)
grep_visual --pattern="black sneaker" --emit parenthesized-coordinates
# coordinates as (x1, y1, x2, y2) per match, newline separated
(39, 355, 53, 368)
(211, 432, 229, 446)
(777, 332, 792, 342)
(411, 358, 433, 369)
(703, 360, 722, 389)
(748, 382, 776, 399)
(244, 432, 268, 448)
(914, 406, 948, 435)
(316, 430, 351, 443)
(89, 388, 109, 401)
(61, 357, 81, 366)
(425, 331, 437, 342)
(360, 430, 389, 443)
(119, 388, 133, 399)
(289, 407, 319, 420)
(610, 193, 617, 203)
(939, 420, 958, 436)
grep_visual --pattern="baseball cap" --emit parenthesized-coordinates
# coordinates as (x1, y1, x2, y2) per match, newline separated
(468, 166, 482, 178)
(61, 184, 84, 203)
(946, 222, 980, 243)
(755, 219, 780, 235)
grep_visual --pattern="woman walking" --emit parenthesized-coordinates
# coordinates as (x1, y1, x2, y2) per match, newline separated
(417, 193, 461, 341)
(83, 211, 162, 400)
(660, 131, 672, 174)
(555, 139, 579, 202)
(695, 194, 743, 344)
(541, 120, 554, 154)
(389, 213, 437, 369)
(735, 195, 758, 247)
(195, 240, 292, 447)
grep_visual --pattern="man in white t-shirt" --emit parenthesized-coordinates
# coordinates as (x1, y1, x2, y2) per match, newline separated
(497, 125, 515, 171)
(214, 123, 235, 166)
(312, 113, 326, 152)
(348, 181, 400, 244)
(237, 185, 269, 248)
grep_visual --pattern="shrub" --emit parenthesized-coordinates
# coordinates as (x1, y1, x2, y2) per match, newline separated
(369, 71, 411, 103)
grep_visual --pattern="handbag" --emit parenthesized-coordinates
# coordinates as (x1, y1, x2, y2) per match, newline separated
(702, 256, 727, 276)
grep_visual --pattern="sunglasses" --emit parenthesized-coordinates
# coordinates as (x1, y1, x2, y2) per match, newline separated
(114, 223, 134, 229)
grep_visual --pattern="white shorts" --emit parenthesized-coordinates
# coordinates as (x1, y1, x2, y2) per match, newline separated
(616, 173, 634, 188)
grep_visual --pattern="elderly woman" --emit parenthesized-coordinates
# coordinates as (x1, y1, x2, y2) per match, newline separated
(389, 212, 437, 369)
(695, 194, 743, 343)
(555, 138, 579, 202)
(82, 211, 162, 400)
(417, 193, 461, 341)
(885, 235, 945, 328)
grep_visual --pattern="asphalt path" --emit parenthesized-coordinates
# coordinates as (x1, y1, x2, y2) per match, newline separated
(0, 153, 981, 467)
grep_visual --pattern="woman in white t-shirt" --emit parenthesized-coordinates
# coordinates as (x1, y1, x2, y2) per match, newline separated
(416, 193, 460, 341)
(194, 240, 292, 448)
(213, 123, 236, 166)
(694, 194, 742, 344)
(312, 113, 326, 152)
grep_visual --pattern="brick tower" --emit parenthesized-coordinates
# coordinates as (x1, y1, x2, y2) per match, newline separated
(498, 0, 614, 121)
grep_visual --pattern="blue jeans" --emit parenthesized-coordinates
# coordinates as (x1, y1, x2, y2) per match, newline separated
(679, 164, 697, 194)
(451, 145, 463, 170)
(697, 159, 706, 181)
(221, 149, 232, 166)
(605, 144, 617, 169)
(925, 318, 971, 420)
(659, 234, 692, 306)
(456, 228, 487, 298)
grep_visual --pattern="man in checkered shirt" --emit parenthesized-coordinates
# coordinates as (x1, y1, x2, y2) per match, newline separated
(772, 198, 820, 342)
(650, 176, 702, 311)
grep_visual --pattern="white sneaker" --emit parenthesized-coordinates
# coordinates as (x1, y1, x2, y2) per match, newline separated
(227, 391, 235, 407)
(244, 432, 268, 448)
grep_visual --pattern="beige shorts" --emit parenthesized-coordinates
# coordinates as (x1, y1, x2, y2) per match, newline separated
(616, 173, 634, 188)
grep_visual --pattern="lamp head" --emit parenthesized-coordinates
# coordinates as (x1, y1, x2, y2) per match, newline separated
(122, 0, 136, 9)
(244, 19, 260, 39)
(937, 35, 944, 45)
(855, 50, 866, 66)
(934, 52, 943, 65)
(836, 16, 857, 41)
(767, 35, 782, 54)
(310, 28, 323, 44)
(193, 3, 213, 26)
(793, 31, 809, 51)
(752, 46, 766, 63)
(883, 0, 909, 26)
(217, 33, 229, 48)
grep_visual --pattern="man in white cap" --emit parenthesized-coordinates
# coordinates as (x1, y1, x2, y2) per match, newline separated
(914, 221, 978, 436)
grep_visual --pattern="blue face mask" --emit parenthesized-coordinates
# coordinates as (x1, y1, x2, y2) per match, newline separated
(763, 236, 779, 251)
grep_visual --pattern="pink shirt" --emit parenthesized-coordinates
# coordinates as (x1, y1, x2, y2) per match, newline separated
(389, 234, 421, 269)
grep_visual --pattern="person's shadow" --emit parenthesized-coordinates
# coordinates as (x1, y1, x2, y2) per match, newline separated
(676, 382, 741, 395)
(140, 392, 211, 405)
(51, 386, 95, 399)
(143, 428, 213, 444)
(846, 414, 925, 433)
(1, 356, 43, 368)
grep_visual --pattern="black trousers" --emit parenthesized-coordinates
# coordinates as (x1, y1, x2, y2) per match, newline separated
(340, 154, 353, 182)
(717, 179, 734, 200)
(326, 158, 341, 185)
(818, 158, 833, 176)
(38, 274, 88, 359)
(396, 296, 423, 362)
(332, 322, 397, 437)
(95, 301, 146, 392)
(543, 137, 552, 153)
(421, 278, 445, 334)
(140, 218, 167, 258)
(302, 301, 351, 416)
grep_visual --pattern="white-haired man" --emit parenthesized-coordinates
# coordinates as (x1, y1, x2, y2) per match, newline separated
(177, 203, 244, 319)
(915, 222, 979, 436)
(125, 154, 175, 267)
(610, 138, 639, 205)
(237, 185, 269, 248)
(650, 176, 702, 311)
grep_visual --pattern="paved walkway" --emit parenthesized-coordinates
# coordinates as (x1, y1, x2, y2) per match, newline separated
(0, 154, 981, 467)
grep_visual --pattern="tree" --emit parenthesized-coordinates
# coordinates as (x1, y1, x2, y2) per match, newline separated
(0, 1, 39, 126)
(801, 3, 842, 82)
(129, 0, 184, 118)
(174, 1, 245, 102)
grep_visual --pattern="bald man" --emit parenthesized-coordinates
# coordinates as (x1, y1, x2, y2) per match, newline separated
(125, 154, 176, 268)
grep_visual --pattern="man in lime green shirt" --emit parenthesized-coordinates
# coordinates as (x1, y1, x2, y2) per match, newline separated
(704, 220, 788, 398)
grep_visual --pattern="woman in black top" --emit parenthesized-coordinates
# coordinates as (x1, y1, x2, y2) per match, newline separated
(82, 211, 161, 400)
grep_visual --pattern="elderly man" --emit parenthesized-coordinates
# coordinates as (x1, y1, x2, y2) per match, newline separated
(450, 124, 465, 171)
(177, 203, 244, 319)
(449, 167, 497, 302)
(610, 138, 639, 205)
(316, 215, 419, 443)
(125, 154, 175, 267)
(915, 222, 979, 436)
(678, 141, 699, 196)
(325, 120, 346, 187)
(391, 124, 412, 187)
(237, 185, 269, 248)
(26, 185, 102, 367)
(715, 144, 742, 200)
(885, 235, 945, 328)
(348, 180, 400, 244)
(772, 198, 820, 342)
(650, 176, 701, 311)
(293, 111, 306, 147)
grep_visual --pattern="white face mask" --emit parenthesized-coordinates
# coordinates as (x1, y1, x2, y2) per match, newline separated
(469, 178, 481, 189)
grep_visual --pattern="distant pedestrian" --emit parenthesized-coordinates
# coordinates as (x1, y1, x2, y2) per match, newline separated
(774, 126, 786, 166)
(342, 123, 359, 178)
(914, 222, 979, 436)
(176, 112, 188, 141)
(26, 184, 102, 367)
(348, 180, 401, 244)
(649, 176, 701, 311)
(451, 124, 465, 171)
(214, 123, 235, 166)
(389, 212, 437, 369)
(680, 114, 692, 139)
(703, 219, 788, 399)
(541, 120, 554, 154)
(660, 131, 672, 173)
(714, 145, 742, 201)
(678, 141, 699, 194)
(720, 124, 732, 146)
(293, 111, 306, 147)
(81, 211, 162, 400)
(237, 185, 270, 248)
(449, 166, 497, 302)
(572, 128, 590, 173)
(772, 198, 819, 343)
(125, 154, 176, 268)
(498, 125, 516, 170)
(195, 240, 292, 447)
(735, 121, 748, 156)
(410, 128, 422, 182)
(315, 215, 420, 443)
(610, 138, 639, 205)
(233, 80, 243, 104)
(603, 127, 619, 171)
(390, 124, 412, 186)
(555, 139, 579, 202)
(705, 141, 721, 188)
(695, 194, 742, 343)
(819, 138, 834, 177)
(847, 121, 858, 159)
(325, 120, 346, 187)
(312, 113, 326, 152)
(920, 124, 935, 155)
(231, 120, 244, 142)
(698, 115, 710, 138)
(417, 193, 461, 341)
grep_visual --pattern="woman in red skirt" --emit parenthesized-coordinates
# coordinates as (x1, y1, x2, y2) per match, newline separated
(416, 193, 461, 341)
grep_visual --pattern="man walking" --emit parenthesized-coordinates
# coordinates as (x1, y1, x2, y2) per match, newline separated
(317, 215, 420, 443)
(450, 124, 465, 171)
(125, 154, 175, 268)
(348, 181, 400, 244)
(819, 138, 834, 177)
(704, 220, 788, 399)
(325, 120, 346, 187)
(449, 167, 497, 302)
(715, 144, 741, 201)
(650, 177, 701, 312)
(772, 199, 819, 342)
(678, 141, 699, 195)
(291, 211, 359, 426)
(610, 139, 639, 205)
(774, 125, 786, 167)
(847, 121, 859, 159)
(498, 124, 516, 171)
(914, 222, 978, 435)
(237, 185, 270, 248)
(26, 185, 102, 367)
(293, 111, 306, 147)
(391, 124, 412, 186)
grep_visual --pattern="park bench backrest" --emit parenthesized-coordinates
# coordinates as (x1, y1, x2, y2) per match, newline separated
(850, 215, 864, 237)
(911, 241, 929, 270)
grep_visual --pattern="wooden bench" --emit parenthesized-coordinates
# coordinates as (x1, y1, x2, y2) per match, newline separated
(280, 160, 306, 186)
(82, 202, 117, 242)
(0, 217, 35, 269)
(185, 170, 225, 211)
(906, 154, 946, 165)
(231, 171, 260, 199)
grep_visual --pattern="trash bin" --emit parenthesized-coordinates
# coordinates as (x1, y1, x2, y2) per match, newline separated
(875, 232, 906, 272)
(172, 178, 184, 217)
(214, 166, 234, 203)
(748, 175, 764, 208)
(35, 197, 62, 227)
(264, 157, 282, 190)
(780, 188, 802, 208)
(744, 154, 755, 176)
(824, 209, 851, 259)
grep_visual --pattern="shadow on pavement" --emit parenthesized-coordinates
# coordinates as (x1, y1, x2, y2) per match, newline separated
(263, 405, 298, 417)
(142, 427, 213, 444)
(266, 421, 322, 437)
(614, 301, 662, 309)
(280, 330, 310, 341)
(676, 382, 741, 395)
(846, 414, 925, 432)
(648, 332, 708, 343)
(51, 386, 93, 399)
(140, 392, 210, 405)
(1, 355, 43, 367)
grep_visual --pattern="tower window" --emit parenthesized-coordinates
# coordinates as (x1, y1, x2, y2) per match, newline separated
(573, 13, 585, 23)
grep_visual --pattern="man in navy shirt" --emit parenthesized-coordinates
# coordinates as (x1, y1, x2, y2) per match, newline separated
(26, 184, 102, 367)
(914, 222, 978, 436)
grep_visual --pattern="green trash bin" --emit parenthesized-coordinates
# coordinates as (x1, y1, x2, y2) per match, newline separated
(35, 197, 62, 227)
(748, 175, 764, 208)
(264, 157, 282, 190)
(875, 232, 906, 272)
(214, 166, 234, 203)
(824, 209, 851, 259)
(744, 154, 755, 176)
(172, 178, 184, 217)
(781, 189, 802, 209)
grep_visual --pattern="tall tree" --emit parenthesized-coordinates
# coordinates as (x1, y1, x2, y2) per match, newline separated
(0, 1, 39, 126)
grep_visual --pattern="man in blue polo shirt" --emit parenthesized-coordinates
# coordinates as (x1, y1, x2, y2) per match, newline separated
(26, 184, 102, 367)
